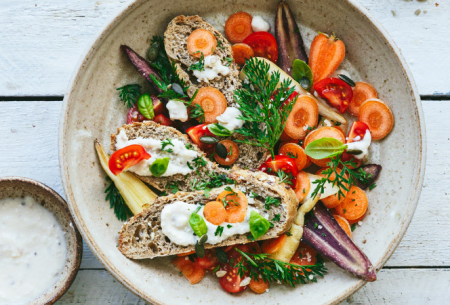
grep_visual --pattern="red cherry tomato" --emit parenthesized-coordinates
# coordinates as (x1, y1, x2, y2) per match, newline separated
(196, 250, 219, 270)
(259, 155, 298, 186)
(186, 124, 216, 152)
(270, 88, 298, 108)
(347, 121, 370, 143)
(127, 104, 147, 124)
(108, 145, 151, 175)
(219, 263, 247, 293)
(153, 114, 173, 126)
(243, 32, 278, 63)
(314, 77, 353, 113)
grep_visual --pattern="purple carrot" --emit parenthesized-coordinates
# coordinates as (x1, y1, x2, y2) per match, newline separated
(303, 202, 377, 282)
(275, 0, 309, 76)
(121, 45, 163, 94)
(356, 164, 382, 190)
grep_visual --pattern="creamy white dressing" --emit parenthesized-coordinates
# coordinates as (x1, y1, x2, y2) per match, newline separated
(193, 55, 230, 82)
(346, 129, 371, 159)
(0, 196, 67, 305)
(166, 99, 188, 122)
(115, 130, 198, 177)
(302, 173, 340, 203)
(161, 201, 256, 246)
(216, 107, 244, 131)
(251, 16, 270, 32)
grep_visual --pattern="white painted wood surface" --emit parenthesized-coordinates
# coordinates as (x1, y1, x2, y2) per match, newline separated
(0, 0, 449, 96)
(1, 0, 450, 304)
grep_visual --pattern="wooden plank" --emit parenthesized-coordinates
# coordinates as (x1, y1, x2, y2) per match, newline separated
(56, 268, 450, 304)
(0, 100, 448, 270)
(0, 0, 448, 96)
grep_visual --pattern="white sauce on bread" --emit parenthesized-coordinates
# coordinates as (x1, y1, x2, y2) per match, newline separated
(0, 196, 67, 305)
(193, 55, 230, 82)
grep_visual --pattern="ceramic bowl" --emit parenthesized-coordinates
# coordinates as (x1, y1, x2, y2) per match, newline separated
(0, 177, 83, 305)
(59, 0, 426, 304)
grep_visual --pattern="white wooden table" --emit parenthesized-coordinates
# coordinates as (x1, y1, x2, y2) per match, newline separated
(1, 0, 449, 304)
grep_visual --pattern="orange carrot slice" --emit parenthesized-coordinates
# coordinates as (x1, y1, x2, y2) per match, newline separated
(187, 29, 217, 58)
(315, 167, 349, 209)
(249, 278, 269, 294)
(309, 33, 346, 84)
(232, 43, 254, 65)
(348, 82, 378, 116)
(303, 126, 346, 167)
(347, 212, 366, 224)
(203, 201, 227, 225)
(290, 242, 317, 266)
(225, 12, 253, 43)
(214, 140, 239, 166)
(279, 143, 309, 170)
(284, 95, 319, 140)
(294, 171, 310, 202)
(261, 234, 288, 254)
(191, 87, 227, 124)
(335, 186, 368, 221)
(172, 257, 205, 284)
(177, 250, 196, 257)
(358, 98, 394, 140)
(217, 189, 248, 223)
(333, 214, 352, 238)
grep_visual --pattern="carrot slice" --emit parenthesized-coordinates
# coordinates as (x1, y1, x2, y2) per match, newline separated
(279, 143, 308, 170)
(261, 234, 288, 254)
(309, 33, 346, 84)
(333, 214, 352, 238)
(358, 99, 394, 140)
(225, 12, 253, 43)
(172, 257, 205, 284)
(348, 82, 378, 116)
(284, 95, 319, 140)
(303, 126, 346, 167)
(191, 87, 227, 124)
(294, 171, 310, 202)
(203, 201, 227, 225)
(232, 43, 254, 65)
(335, 186, 368, 221)
(290, 242, 317, 266)
(315, 167, 349, 209)
(177, 250, 196, 257)
(217, 189, 248, 223)
(249, 277, 269, 294)
(187, 29, 217, 58)
(347, 212, 366, 224)
(280, 130, 294, 141)
(214, 140, 239, 166)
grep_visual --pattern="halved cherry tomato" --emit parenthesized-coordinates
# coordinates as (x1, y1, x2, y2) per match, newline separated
(127, 104, 147, 124)
(153, 114, 172, 126)
(243, 32, 278, 63)
(186, 124, 216, 152)
(219, 263, 247, 293)
(259, 155, 298, 186)
(196, 249, 219, 270)
(108, 145, 151, 175)
(314, 77, 353, 113)
(347, 121, 370, 143)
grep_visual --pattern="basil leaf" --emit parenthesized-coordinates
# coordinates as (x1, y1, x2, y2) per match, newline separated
(305, 137, 347, 159)
(249, 210, 270, 240)
(150, 157, 169, 177)
(292, 59, 313, 91)
(189, 207, 208, 237)
(208, 123, 233, 137)
(137, 93, 155, 119)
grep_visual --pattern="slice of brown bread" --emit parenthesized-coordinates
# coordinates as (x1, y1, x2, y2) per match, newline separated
(118, 169, 298, 259)
(164, 15, 241, 105)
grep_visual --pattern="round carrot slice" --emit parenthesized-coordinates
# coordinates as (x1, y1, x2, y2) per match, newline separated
(203, 201, 227, 225)
(225, 12, 253, 43)
(284, 95, 319, 140)
(261, 234, 288, 254)
(333, 214, 352, 238)
(187, 29, 217, 58)
(214, 140, 239, 166)
(348, 82, 378, 116)
(293, 171, 310, 202)
(249, 277, 269, 294)
(172, 257, 205, 284)
(347, 212, 366, 224)
(358, 98, 394, 140)
(315, 167, 349, 209)
(290, 242, 317, 266)
(217, 189, 248, 223)
(191, 87, 227, 123)
(232, 43, 254, 65)
(303, 126, 346, 167)
(335, 185, 368, 221)
(279, 143, 308, 170)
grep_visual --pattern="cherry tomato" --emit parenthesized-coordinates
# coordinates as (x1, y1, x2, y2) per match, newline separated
(153, 114, 172, 126)
(196, 250, 219, 270)
(347, 121, 370, 143)
(108, 145, 151, 175)
(314, 77, 353, 113)
(186, 124, 217, 152)
(270, 88, 298, 108)
(127, 104, 147, 124)
(219, 263, 247, 293)
(243, 32, 278, 63)
(259, 155, 298, 186)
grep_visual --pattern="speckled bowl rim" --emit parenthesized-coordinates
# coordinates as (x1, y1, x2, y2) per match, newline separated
(0, 176, 83, 305)
(58, 0, 426, 304)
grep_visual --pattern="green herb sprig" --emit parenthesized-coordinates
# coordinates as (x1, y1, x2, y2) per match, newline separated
(104, 176, 133, 221)
(117, 84, 142, 109)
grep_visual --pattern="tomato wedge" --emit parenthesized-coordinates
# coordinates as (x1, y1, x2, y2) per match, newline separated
(127, 104, 147, 124)
(219, 263, 247, 293)
(314, 77, 353, 113)
(347, 121, 370, 143)
(108, 145, 151, 175)
(153, 114, 172, 126)
(243, 32, 278, 63)
(186, 124, 216, 152)
(196, 249, 219, 270)
(259, 155, 298, 186)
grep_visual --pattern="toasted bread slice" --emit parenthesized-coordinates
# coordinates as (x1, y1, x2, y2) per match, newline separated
(118, 169, 298, 259)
